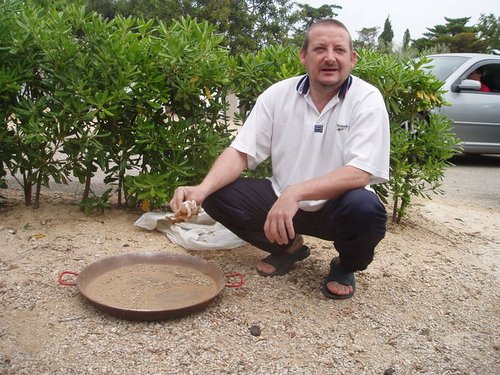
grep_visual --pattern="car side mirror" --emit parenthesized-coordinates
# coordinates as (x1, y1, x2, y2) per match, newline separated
(458, 79, 482, 91)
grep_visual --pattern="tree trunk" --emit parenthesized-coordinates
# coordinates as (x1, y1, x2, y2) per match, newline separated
(23, 174, 32, 206)
(34, 172, 42, 209)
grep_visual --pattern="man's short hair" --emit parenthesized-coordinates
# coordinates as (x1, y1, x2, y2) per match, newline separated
(301, 19, 353, 52)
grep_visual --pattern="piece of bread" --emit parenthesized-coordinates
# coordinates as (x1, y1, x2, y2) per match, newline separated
(171, 200, 199, 223)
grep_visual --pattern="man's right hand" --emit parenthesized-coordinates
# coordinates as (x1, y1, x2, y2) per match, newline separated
(169, 186, 205, 215)
(169, 147, 248, 215)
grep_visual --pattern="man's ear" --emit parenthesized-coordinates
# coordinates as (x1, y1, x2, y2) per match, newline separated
(300, 49, 306, 65)
(351, 51, 358, 67)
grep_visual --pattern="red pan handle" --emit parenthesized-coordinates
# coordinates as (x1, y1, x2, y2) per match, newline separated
(225, 272, 244, 288)
(57, 271, 79, 286)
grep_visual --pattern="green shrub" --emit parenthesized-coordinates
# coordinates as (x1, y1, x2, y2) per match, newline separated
(354, 51, 460, 222)
(0, 1, 460, 222)
(0, 2, 74, 207)
(231, 45, 305, 123)
(1, 2, 233, 210)
(230, 48, 460, 223)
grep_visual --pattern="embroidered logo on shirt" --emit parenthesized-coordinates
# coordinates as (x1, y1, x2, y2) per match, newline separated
(314, 124, 324, 133)
(336, 124, 349, 131)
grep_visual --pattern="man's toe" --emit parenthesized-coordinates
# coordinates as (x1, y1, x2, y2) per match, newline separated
(327, 281, 353, 297)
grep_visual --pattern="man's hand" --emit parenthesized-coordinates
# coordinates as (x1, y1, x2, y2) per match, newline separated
(264, 192, 299, 245)
(169, 147, 247, 216)
(169, 186, 206, 216)
(170, 199, 200, 223)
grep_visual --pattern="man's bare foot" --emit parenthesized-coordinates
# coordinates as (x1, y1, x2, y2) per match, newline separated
(321, 257, 356, 299)
(256, 235, 304, 275)
(325, 281, 354, 297)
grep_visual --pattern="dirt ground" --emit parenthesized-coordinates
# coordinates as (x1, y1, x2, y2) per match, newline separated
(0, 182, 499, 374)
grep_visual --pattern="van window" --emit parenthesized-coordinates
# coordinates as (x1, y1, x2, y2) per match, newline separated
(423, 56, 468, 81)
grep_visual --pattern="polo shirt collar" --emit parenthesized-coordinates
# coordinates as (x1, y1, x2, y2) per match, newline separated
(296, 75, 352, 99)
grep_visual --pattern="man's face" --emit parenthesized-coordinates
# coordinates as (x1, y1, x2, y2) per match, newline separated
(468, 71, 481, 81)
(300, 24, 357, 92)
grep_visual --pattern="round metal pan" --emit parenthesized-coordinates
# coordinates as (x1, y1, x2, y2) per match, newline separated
(73, 252, 226, 321)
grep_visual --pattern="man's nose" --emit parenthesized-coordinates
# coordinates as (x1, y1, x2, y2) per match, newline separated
(325, 49, 337, 62)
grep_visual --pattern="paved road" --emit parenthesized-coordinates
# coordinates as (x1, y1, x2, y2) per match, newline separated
(440, 154, 500, 210)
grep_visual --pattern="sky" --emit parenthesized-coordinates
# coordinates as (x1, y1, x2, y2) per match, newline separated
(301, 0, 500, 45)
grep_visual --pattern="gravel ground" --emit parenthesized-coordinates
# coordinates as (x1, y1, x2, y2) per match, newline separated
(0, 187, 499, 375)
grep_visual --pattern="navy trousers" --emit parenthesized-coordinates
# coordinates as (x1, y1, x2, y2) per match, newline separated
(202, 178, 387, 272)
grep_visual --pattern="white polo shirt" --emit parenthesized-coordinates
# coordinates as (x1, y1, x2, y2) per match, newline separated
(231, 74, 390, 211)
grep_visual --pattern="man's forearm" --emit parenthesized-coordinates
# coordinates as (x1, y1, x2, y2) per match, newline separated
(283, 166, 371, 203)
(199, 147, 248, 197)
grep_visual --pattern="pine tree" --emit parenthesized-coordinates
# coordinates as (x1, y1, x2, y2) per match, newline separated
(378, 16, 394, 52)
(402, 29, 411, 51)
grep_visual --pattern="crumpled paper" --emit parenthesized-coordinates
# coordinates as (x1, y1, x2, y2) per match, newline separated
(134, 210, 246, 251)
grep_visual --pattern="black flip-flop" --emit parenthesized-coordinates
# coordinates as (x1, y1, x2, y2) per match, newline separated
(321, 257, 356, 300)
(257, 245, 311, 277)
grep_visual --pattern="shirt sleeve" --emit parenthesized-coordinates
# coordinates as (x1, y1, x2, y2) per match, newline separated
(231, 94, 273, 170)
(342, 90, 390, 184)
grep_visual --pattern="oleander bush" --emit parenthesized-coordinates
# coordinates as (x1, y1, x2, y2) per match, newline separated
(231, 48, 460, 222)
(1, 1, 233, 209)
(354, 50, 460, 222)
(0, 0, 459, 222)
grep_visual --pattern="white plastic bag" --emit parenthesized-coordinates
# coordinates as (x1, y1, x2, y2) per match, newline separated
(134, 210, 246, 251)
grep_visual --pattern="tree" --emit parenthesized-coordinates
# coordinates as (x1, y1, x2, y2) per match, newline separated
(85, 0, 255, 53)
(476, 13, 500, 54)
(86, 0, 121, 19)
(289, 3, 341, 45)
(84, 0, 346, 53)
(353, 27, 379, 50)
(378, 16, 394, 52)
(220, 0, 257, 53)
(246, 0, 296, 50)
(412, 17, 487, 53)
(402, 28, 411, 51)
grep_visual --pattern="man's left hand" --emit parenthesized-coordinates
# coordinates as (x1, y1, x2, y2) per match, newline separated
(264, 193, 299, 245)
